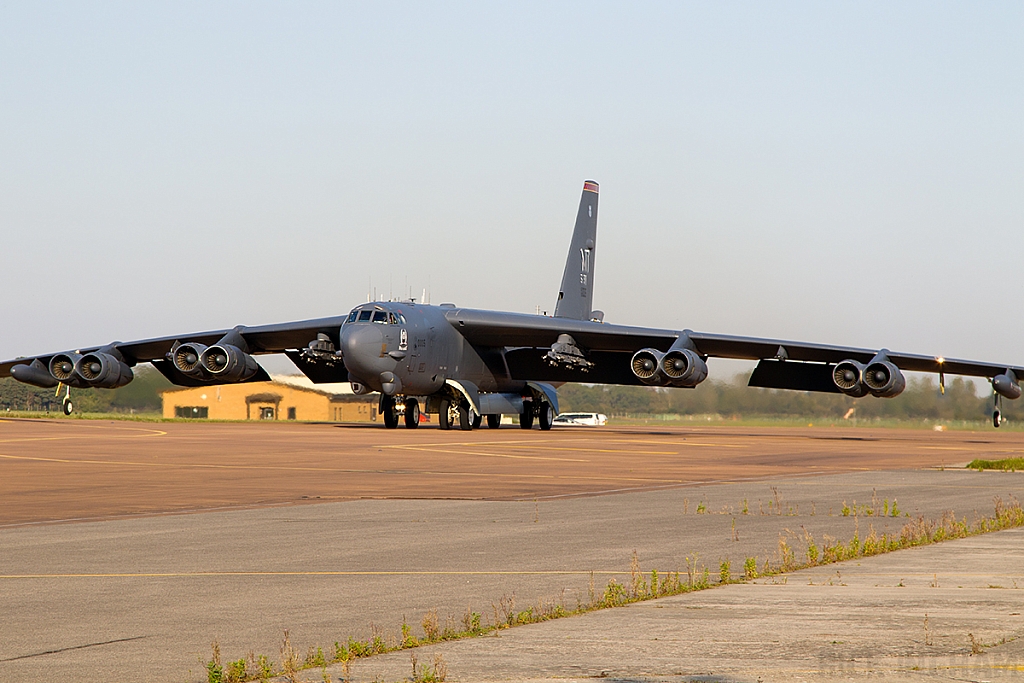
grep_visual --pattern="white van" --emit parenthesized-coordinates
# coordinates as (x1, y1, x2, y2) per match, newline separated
(552, 412, 608, 426)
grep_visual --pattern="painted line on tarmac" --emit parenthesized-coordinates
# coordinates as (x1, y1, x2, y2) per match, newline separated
(0, 570, 628, 579)
(0, 427, 167, 444)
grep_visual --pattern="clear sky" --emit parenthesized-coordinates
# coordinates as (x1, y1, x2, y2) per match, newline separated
(2, 2, 1022, 376)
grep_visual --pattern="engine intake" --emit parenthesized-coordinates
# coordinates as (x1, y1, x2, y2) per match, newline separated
(200, 344, 259, 382)
(172, 342, 209, 377)
(863, 360, 906, 398)
(49, 353, 82, 383)
(832, 360, 869, 397)
(631, 349, 661, 383)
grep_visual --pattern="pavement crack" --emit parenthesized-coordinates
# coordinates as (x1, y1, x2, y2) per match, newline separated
(0, 635, 147, 662)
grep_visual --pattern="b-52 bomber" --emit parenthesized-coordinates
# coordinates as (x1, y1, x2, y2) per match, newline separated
(4, 180, 1022, 429)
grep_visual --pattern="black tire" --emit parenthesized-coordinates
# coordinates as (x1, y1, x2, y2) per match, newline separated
(994, 409, 1002, 428)
(538, 403, 554, 430)
(486, 414, 501, 429)
(62, 399, 74, 416)
(458, 402, 473, 431)
(438, 398, 453, 430)
(520, 404, 534, 429)
(471, 413, 482, 429)
(404, 399, 420, 429)
(382, 396, 398, 429)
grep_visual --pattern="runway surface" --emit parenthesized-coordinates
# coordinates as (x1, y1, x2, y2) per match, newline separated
(1, 418, 1022, 683)
(1, 418, 1017, 526)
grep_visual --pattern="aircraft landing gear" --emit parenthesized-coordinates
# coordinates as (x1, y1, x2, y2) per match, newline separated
(520, 403, 534, 429)
(438, 398, 455, 430)
(538, 402, 554, 431)
(993, 392, 1003, 428)
(458, 401, 473, 431)
(59, 384, 73, 416)
(404, 398, 420, 429)
(486, 414, 501, 429)
(381, 395, 399, 429)
(471, 413, 482, 429)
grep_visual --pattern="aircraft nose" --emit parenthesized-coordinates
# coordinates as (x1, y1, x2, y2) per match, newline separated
(341, 324, 386, 381)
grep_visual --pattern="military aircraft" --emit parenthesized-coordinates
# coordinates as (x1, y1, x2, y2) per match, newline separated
(3, 180, 1022, 429)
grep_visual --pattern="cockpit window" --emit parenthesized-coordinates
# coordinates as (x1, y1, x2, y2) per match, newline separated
(358, 310, 372, 322)
(395, 312, 407, 324)
(347, 310, 359, 323)
(372, 311, 388, 324)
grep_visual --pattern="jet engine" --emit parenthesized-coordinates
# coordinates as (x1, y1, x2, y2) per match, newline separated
(862, 360, 906, 398)
(74, 348, 134, 388)
(992, 372, 1022, 400)
(631, 347, 708, 388)
(200, 343, 259, 382)
(172, 342, 210, 378)
(832, 360, 870, 397)
(631, 349, 662, 384)
(49, 353, 82, 384)
(660, 348, 708, 388)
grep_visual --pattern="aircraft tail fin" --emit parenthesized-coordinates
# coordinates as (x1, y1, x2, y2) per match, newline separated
(553, 180, 599, 320)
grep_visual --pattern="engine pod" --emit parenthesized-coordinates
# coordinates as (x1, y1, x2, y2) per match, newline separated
(200, 344, 259, 382)
(863, 360, 906, 398)
(75, 352, 134, 388)
(832, 360, 869, 397)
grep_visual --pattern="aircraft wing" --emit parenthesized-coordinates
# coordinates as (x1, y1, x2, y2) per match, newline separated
(446, 307, 1022, 388)
(0, 316, 348, 382)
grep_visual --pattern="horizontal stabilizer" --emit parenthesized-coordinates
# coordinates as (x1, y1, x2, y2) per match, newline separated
(747, 359, 842, 394)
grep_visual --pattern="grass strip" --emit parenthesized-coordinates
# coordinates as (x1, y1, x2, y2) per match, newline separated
(204, 496, 1024, 683)
(968, 457, 1024, 471)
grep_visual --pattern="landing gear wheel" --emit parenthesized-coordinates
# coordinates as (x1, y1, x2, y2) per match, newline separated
(994, 409, 1002, 428)
(381, 395, 398, 429)
(486, 414, 501, 429)
(404, 399, 420, 429)
(520, 404, 534, 429)
(438, 398, 454, 430)
(458, 403, 473, 431)
(471, 414, 482, 429)
(62, 398, 74, 416)
(538, 403, 554, 431)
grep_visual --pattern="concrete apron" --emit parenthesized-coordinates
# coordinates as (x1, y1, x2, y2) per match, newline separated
(334, 528, 1024, 683)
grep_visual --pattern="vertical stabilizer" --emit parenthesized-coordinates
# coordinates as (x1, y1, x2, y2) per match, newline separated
(553, 180, 599, 320)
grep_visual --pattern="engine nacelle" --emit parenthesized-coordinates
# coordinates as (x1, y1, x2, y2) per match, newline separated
(993, 372, 1022, 400)
(863, 360, 906, 398)
(200, 344, 259, 382)
(75, 351, 134, 388)
(631, 349, 664, 385)
(832, 360, 870, 397)
(661, 348, 708, 388)
(631, 347, 709, 388)
(49, 353, 83, 383)
(172, 342, 209, 377)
